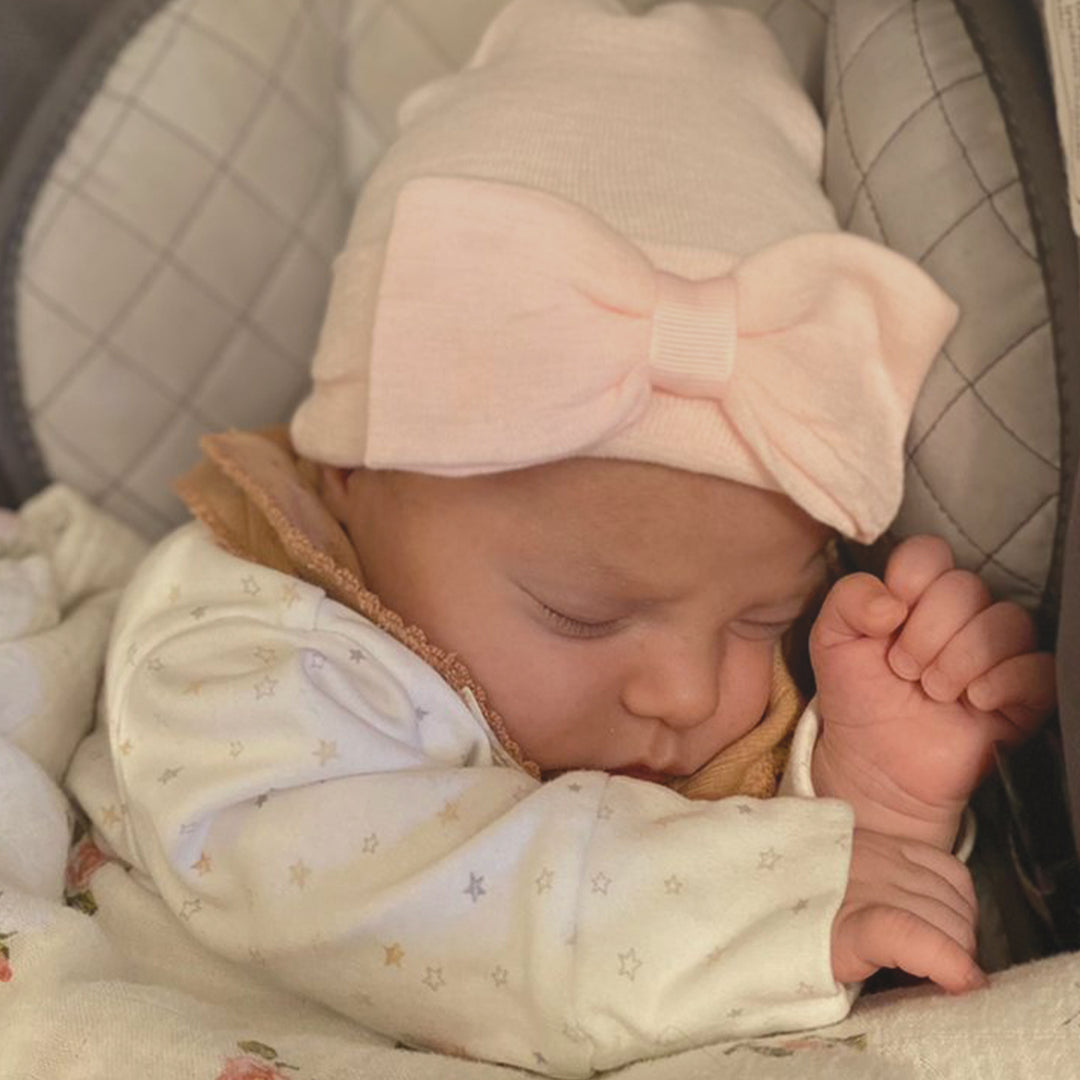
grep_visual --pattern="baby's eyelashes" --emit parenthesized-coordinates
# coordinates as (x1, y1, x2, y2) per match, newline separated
(535, 599, 625, 639)
(729, 618, 796, 642)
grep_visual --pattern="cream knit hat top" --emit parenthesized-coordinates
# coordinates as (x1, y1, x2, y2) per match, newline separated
(290, 0, 958, 542)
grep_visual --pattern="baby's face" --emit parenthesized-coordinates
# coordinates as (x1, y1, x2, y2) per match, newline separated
(327, 459, 830, 779)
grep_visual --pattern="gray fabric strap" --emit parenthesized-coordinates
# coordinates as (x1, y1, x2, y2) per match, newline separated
(953, 0, 1080, 634)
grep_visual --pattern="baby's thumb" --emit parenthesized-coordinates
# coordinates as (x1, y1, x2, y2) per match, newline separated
(833, 905, 987, 995)
(811, 573, 907, 655)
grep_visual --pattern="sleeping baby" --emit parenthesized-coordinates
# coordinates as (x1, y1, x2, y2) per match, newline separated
(67, 0, 1055, 1074)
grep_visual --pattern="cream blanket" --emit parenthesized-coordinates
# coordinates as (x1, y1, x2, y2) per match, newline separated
(1, 484, 1078, 1079)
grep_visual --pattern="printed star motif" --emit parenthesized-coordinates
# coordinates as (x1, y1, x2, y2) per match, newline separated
(254, 792, 270, 808)
(792, 898, 809, 914)
(313, 739, 339, 766)
(533, 1053, 548, 1067)
(798, 981, 816, 996)
(491, 966, 509, 988)
(179, 822, 198, 835)
(101, 804, 122, 827)
(383, 942, 405, 967)
(241, 575, 261, 596)
(835, 834, 850, 849)
(422, 966, 446, 991)
(192, 852, 212, 876)
(511, 785, 531, 803)
(563, 1023, 588, 1044)
(707, 946, 724, 963)
(728, 1007, 744, 1019)
(289, 859, 312, 889)
(534, 868, 555, 894)
(281, 583, 300, 608)
(179, 898, 202, 920)
(147, 657, 164, 672)
(596, 803, 614, 820)
(349, 648, 366, 663)
(190, 606, 207, 620)
(248, 947, 266, 965)
(158, 766, 182, 784)
(354, 991, 374, 1008)
(664, 875, 684, 895)
(361, 832, 379, 854)
(618, 948, 643, 981)
(591, 872, 612, 895)
(438, 799, 461, 824)
(414, 705, 429, 721)
(308, 651, 326, 670)
(568, 782, 582, 793)
(464, 872, 487, 903)
(758, 847, 782, 870)
(118, 739, 134, 756)
(736, 803, 754, 815)
(228, 740, 244, 758)
(254, 646, 276, 664)
(254, 675, 278, 700)
(183, 681, 203, 696)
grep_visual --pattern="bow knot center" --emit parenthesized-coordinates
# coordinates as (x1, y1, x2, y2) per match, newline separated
(648, 271, 737, 399)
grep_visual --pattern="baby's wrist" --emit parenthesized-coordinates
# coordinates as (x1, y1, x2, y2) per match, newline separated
(811, 741, 964, 851)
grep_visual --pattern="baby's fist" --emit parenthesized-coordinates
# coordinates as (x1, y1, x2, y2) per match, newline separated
(811, 536, 1055, 848)
(881, 536, 1054, 731)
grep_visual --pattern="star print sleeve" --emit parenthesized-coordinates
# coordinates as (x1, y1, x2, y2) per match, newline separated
(95, 522, 856, 1077)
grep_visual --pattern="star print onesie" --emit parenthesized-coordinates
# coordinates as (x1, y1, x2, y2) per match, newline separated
(66, 512, 856, 1078)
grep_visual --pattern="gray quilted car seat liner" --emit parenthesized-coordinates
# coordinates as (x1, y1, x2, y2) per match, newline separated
(0, 0, 170, 509)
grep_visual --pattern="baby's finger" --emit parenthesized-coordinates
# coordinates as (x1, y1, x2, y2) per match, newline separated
(884, 536, 955, 607)
(967, 652, 1057, 736)
(849, 907, 987, 995)
(887, 570, 992, 683)
(889, 889, 978, 957)
(918, 602, 1036, 704)
(811, 572, 907, 653)
(898, 841, 979, 921)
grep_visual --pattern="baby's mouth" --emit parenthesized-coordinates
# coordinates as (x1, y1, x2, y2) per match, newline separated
(609, 765, 676, 784)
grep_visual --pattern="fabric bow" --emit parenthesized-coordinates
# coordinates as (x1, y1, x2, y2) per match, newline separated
(356, 176, 957, 540)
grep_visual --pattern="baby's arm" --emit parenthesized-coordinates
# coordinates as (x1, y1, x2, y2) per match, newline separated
(91, 523, 859, 1076)
(808, 535, 1056, 850)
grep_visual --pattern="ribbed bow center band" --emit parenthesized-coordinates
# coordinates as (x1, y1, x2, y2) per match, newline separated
(649, 272, 737, 398)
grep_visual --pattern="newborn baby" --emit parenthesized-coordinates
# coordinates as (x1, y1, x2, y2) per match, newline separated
(68, 1, 1054, 1074)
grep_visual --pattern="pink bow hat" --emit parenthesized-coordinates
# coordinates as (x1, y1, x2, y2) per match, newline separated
(290, 0, 958, 542)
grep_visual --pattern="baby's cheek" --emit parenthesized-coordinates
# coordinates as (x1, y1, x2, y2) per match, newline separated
(719, 641, 776, 736)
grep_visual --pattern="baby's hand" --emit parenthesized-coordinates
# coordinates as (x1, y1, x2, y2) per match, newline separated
(832, 827, 986, 993)
(810, 536, 1055, 849)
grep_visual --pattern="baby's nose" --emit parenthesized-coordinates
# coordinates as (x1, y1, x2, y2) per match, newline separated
(620, 634, 720, 730)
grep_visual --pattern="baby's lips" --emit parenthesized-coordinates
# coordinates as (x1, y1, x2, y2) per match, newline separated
(610, 765, 674, 784)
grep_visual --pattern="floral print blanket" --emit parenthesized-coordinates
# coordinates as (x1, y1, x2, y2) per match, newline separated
(2, 484, 1079, 1079)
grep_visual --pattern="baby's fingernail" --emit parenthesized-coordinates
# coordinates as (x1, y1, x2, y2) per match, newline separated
(921, 668, 953, 702)
(870, 595, 902, 618)
(889, 647, 920, 680)
(966, 679, 993, 710)
(966, 968, 990, 991)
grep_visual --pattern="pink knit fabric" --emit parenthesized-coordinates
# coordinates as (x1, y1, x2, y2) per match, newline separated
(290, 0, 959, 541)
